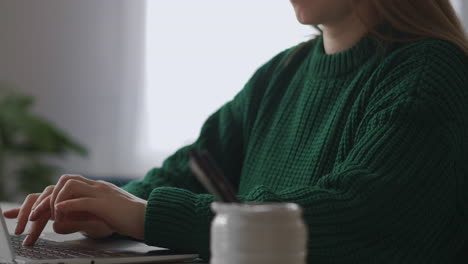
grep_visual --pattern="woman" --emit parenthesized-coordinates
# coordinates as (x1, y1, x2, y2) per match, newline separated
(4, 0, 468, 262)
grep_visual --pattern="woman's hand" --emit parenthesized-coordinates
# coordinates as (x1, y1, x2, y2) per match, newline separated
(3, 175, 146, 246)
(2, 185, 58, 245)
(41, 175, 146, 239)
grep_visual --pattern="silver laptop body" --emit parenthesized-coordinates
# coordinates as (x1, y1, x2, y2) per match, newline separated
(0, 207, 198, 264)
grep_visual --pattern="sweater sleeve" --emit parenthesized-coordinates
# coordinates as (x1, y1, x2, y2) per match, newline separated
(141, 64, 468, 262)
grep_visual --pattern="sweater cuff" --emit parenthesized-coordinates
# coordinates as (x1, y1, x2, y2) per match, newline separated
(144, 187, 213, 255)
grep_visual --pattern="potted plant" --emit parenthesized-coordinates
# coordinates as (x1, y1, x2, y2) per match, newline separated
(0, 84, 87, 201)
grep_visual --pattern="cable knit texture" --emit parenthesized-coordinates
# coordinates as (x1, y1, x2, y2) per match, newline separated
(123, 35, 468, 263)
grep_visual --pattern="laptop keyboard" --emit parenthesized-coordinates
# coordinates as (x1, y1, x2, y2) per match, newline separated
(10, 235, 136, 260)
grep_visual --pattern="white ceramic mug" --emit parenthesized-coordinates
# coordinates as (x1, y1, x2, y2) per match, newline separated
(210, 202, 308, 264)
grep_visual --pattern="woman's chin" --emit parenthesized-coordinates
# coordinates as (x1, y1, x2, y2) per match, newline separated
(295, 14, 319, 26)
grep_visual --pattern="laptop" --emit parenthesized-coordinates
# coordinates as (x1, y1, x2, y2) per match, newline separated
(0, 207, 198, 264)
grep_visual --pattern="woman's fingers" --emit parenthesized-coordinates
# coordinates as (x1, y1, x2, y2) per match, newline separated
(55, 198, 109, 226)
(55, 190, 147, 241)
(28, 185, 55, 221)
(54, 179, 97, 210)
(29, 196, 51, 221)
(3, 208, 21, 218)
(32, 179, 94, 221)
(31, 185, 54, 213)
(22, 212, 50, 246)
(6, 185, 54, 235)
(49, 175, 94, 220)
(53, 219, 113, 239)
(55, 198, 102, 215)
(15, 194, 40, 235)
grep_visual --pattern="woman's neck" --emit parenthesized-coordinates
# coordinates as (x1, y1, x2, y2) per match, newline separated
(321, 12, 369, 54)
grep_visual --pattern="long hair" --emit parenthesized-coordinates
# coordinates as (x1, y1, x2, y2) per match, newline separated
(287, 1, 467, 64)
(356, 0, 468, 56)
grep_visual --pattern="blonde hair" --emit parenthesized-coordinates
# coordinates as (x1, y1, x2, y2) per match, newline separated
(356, 0, 468, 56)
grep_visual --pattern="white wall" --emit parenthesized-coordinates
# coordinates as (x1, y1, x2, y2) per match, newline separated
(141, 1, 313, 165)
(451, 0, 468, 29)
(0, 0, 146, 178)
(462, 1, 468, 29)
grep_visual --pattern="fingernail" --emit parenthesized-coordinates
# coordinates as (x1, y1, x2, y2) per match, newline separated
(29, 210, 36, 221)
(22, 235, 30, 246)
(15, 225, 21, 235)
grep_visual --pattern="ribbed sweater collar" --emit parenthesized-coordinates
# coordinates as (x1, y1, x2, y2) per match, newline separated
(308, 34, 379, 78)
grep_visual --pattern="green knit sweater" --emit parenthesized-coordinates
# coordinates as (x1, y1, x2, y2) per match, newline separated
(123, 35, 468, 263)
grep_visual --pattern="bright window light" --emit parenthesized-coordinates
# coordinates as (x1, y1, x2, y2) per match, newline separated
(140, 1, 314, 163)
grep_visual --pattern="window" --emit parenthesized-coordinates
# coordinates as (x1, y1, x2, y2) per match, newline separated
(450, 0, 462, 16)
(140, 1, 314, 167)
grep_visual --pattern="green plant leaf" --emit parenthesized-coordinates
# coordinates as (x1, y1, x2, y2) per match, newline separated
(0, 84, 89, 197)
(0, 89, 88, 156)
(0, 87, 34, 113)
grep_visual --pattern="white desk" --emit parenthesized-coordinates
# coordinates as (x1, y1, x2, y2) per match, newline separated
(1, 202, 207, 264)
